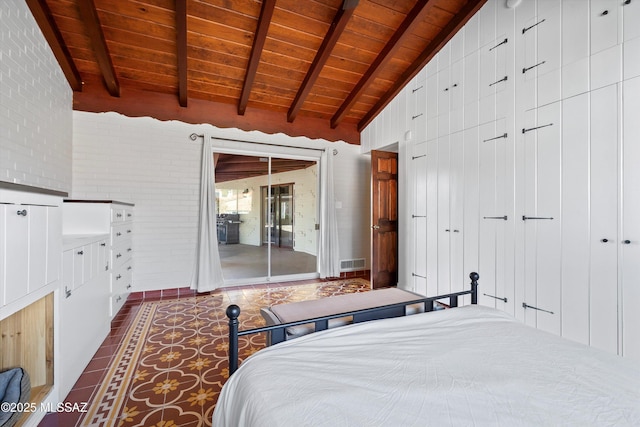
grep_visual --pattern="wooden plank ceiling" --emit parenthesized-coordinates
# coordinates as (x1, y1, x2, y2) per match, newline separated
(214, 153, 316, 183)
(28, 0, 486, 145)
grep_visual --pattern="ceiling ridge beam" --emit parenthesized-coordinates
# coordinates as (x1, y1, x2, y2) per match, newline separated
(287, 0, 359, 123)
(357, 0, 488, 132)
(330, 0, 436, 129)
(26, 0, 83, 91)
(238, 0, 277, 116)
(176, 0, 188, 107)
(77, 0, 120, 97)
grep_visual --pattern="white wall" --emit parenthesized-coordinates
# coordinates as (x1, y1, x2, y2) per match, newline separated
(72, 112, 370, 291)
(0, 0, 72, 192)
(363, 0, 640, 359)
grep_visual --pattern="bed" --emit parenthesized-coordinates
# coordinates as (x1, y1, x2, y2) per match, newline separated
(213, 273, 640, 426)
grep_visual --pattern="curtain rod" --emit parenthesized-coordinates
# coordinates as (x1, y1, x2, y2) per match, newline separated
(189, 133, 337, 155)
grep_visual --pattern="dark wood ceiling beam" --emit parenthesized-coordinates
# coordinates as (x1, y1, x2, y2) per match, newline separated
(26, 0, 83, 91)
(331, 0, 435, 129)
(176, 0, 188, 107)
(238, 0, 276, 116)
(287, 0, 359, 123)
(77, 0, 120, 97)
(73, 76, 360, 144)
(357, 0, 488, 132)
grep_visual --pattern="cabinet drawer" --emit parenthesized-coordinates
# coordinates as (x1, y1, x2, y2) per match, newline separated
(111, 205, 134, 223)
(111, 260, 132, 294)
(110, 292, 128, 317)
(111, 243, 132, 270)
(111, 223, 131, 246)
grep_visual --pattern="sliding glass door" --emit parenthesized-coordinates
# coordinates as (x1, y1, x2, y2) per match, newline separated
(262, 184, 294, 249)
(214, 152, 319, 283)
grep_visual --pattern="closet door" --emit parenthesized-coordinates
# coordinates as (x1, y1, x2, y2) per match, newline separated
(622, 76, 640, 361)
(532, 102, 562, 336)
(449, 132, 465, 292)
(521, 103, 561, 334)
(478, 120, 510, 310)
(436, 136, 450, 295)
(561, 93, 590, 346)
(589, 85, 619, 354)
(425, 139, 439, 296)
(412, 142, 428, 295)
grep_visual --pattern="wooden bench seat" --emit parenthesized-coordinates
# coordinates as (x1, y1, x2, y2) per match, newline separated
(260, 288, 428, 343)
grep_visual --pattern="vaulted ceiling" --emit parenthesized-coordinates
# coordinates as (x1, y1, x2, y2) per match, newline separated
(28, 0, 486, 145)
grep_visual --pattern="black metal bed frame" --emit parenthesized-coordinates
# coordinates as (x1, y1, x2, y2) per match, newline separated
(225, 272, 480, 375)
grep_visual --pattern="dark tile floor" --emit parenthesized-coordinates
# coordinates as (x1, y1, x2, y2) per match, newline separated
(38, 277, 371, 427)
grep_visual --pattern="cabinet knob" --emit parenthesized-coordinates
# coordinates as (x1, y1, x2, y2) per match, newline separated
(117, 213, 123, 217)
(101, 243, 106, 247)
(601, 9, 609, 16)
(116, 274, 122, 280)
(16, 209, 27, 216)
(623, 240, 631, 245)
(116, 253, 122, 258)
(445, 229, 450, 232)
(77, 250, 84, 255)
(601, 238, 609, 243)
(116, 232, 122, 236)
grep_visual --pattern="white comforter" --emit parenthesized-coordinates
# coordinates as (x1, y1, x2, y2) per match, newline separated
(213, 305, 640, 426)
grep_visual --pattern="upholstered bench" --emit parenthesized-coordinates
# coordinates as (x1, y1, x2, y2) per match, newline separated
(260, 288, 427, 344)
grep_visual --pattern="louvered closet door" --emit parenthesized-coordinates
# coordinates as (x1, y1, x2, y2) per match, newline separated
(589, 85, 619, 354)
(412, 142, 428, 296)
(622, 76, 640, 361)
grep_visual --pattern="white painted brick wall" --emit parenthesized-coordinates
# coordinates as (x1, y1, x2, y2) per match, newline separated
(0, 0, 72, 192)
(72, 111, 370, 291)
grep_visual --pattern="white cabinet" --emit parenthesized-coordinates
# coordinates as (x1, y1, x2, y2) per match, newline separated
(0, 187, 63, 313)
(63, 201, 134, 318)
(59, 234, 110, 397)
(621, 76, 640, 360)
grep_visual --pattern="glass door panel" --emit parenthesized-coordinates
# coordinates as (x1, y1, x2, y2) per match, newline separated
(215, 152, 318, 282)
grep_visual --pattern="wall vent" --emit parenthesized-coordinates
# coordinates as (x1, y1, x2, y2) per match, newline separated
(340, 258, 366, 271)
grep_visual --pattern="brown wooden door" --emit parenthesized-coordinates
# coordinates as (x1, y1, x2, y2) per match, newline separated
(371, 150, 398, 289)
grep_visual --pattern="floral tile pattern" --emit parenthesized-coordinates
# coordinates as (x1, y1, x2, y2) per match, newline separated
(54, 278, 372, 427)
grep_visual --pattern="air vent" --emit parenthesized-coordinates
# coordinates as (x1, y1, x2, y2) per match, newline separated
(340, 258, 366, 271)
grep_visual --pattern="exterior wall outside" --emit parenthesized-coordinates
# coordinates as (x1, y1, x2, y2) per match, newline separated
(217, 165, 318, 255)
(0, 0, 72, 192)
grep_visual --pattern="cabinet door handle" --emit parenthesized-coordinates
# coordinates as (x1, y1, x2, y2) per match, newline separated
(77, 250, 84, 255)
(16, 209, 27, 216)
(623, 240, 631, 245)
(116, 253, 122, 258)
(117, 213, 122, 218)
(116, 274, 122, 280)
(601, 238, 609, 243)
(116, 232, 122, 237)
(101, 243, 106, 246)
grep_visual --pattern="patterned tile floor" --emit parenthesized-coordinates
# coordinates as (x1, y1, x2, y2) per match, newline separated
(39, 277, 371, 427)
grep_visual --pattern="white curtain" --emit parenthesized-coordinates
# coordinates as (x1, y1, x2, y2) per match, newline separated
(319, 149, 341, 278)
(190, 138, 225, 292)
